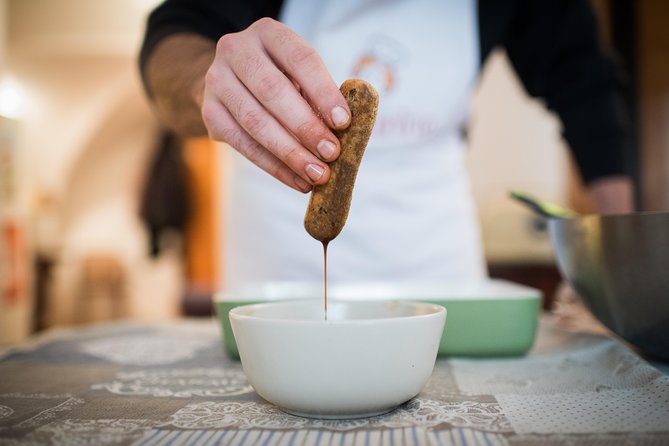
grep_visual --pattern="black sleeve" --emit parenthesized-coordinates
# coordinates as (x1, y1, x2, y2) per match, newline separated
(501, 0, 633, 184)
(139, 0, 283, 93)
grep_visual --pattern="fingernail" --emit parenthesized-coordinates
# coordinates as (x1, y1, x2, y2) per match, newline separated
(294, 176, 311, 192)
(317, 140, 336, 159)
(331, 106, 350, 128)
(305, 164, 325, 182)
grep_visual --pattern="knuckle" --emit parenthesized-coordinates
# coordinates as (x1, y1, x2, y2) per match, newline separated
(256, 74, 283, 102)
(287, 45, 317, 70)
(219, 125, 241, 146)
(216, 86, 244, 122)
(240, 109, 267, 136)
(240, 54, 263, 80)
(296, 119, 320, 141)
(216, 33, 237, 54)
(273, 27, 293, 47)
(253, 17, 277, 32)
(282, 145, 302, 166)
(242, 140, 264, 165)
(218, 87, 238, 110)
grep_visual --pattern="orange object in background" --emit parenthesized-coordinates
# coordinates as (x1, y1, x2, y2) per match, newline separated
(1, 220, 27, 306)
(182, 138, 220, 299)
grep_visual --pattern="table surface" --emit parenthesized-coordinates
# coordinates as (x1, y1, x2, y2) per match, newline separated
(1, 316, 668, 446)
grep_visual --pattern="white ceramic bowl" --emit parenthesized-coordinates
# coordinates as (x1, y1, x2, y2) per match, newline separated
(229, 299, 446, 419)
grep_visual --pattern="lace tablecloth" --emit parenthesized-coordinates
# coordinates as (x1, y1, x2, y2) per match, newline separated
(0, 316, 668, 446)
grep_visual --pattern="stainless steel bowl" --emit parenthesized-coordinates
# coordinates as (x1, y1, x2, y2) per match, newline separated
(548, 211, 669, 360)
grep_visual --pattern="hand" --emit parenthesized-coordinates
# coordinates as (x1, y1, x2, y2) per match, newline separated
(201, 18, 351, 192)
(586, 175, 634, 215)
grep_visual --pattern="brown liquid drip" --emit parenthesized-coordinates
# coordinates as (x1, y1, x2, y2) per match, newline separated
(322, 241, 329, 321)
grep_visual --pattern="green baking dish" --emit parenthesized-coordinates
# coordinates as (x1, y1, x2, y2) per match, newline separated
(214, 280, 541, 359)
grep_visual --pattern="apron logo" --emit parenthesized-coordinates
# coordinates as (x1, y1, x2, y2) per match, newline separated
(351, 34, 406, 95)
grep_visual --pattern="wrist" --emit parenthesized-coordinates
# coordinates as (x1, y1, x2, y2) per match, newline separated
(586, 176, 635, 214)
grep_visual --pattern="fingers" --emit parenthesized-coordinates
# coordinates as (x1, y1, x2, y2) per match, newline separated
(253, 18, 351, 130)
(202, 18, 351, 191)
(209, 64, 330, 186)
(202, 96, 314, 193)
(224, 34, 341, 163)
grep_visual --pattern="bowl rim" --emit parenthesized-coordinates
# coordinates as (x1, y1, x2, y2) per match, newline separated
(228, 299, 446, 326)
(549, 209, 669, 223)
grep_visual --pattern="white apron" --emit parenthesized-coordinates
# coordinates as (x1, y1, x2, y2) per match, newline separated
(220, 0, 486, 289)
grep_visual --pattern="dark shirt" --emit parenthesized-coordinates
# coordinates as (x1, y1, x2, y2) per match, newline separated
(140, 0, 633, 184)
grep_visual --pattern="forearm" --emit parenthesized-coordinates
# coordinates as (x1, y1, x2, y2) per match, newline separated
(144, 33, 215, 137)
(586, 175, 635, 215)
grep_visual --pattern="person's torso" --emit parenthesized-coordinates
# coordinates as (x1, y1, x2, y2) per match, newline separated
(221, 0, 486, 289)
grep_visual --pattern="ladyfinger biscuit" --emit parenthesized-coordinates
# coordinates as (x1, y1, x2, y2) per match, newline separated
(304, 79, 379, 242)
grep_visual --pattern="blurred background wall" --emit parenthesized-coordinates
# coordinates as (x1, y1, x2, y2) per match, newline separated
(0, 0, 184, 343)
(0, 0, 667, 343)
